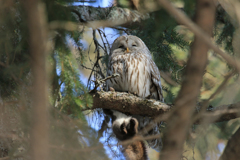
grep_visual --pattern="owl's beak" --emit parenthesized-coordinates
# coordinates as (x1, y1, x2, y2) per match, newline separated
(126, 47, 130, 53)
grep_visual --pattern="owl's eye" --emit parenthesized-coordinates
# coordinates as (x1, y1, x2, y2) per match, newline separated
(119, 45, 124, 49)
(132, 44, 137, 47)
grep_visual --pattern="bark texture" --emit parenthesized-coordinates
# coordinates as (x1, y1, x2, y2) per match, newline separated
(92, 91, 170, 116)
(219, 126, 240, 160)
(71, 5, 149, 28)
(22, 1, 49, 160)
(158, 0, 216, 159)
(90, 91, 240, 123)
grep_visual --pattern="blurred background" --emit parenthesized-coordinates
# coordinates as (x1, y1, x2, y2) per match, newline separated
(1, 0, 240, 159)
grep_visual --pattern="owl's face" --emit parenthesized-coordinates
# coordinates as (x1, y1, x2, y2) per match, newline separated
(110, 35, 151, 57)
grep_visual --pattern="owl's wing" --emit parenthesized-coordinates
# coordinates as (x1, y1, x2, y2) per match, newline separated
(150, 60, 164, 102)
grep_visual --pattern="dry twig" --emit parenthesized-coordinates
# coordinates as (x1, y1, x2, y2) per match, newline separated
(89, 73, 120, 93)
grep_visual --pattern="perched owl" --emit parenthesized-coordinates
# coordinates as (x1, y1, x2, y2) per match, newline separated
(107, 35, 164, 101)
(105, 35, 164, 158)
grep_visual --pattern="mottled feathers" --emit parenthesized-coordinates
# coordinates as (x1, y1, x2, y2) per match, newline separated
(106, 35, 164, 153)
(107, 35, 164, 102)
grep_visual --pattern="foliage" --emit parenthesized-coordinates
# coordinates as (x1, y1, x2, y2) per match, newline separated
(0, 0, 95, 158)
(0, 0, 91, 118)
(1, 0, 240, 160)
(0, 2, 29, 97)
(215, 6, 235, 54)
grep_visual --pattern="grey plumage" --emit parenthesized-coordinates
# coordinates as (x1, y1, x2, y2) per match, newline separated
(106, 35, 164, 150)
(107, 35, 163, 101)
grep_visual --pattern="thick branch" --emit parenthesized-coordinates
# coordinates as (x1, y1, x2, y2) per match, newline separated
(71, 5, 150, 28)
(219, 126, 240, 160)
(91, 91, 171, 116)
(69, 4, 229, 29)
(90, 91, 240, 123)
(158, 0, 216, 159)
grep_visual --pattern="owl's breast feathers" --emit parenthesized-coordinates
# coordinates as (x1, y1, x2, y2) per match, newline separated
(107, 52, 163, 101)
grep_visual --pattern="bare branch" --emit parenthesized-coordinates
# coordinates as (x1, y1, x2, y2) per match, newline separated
(71, 5, 150, 26)
(90, 91, 170, 116)
(49, 5, 150, 31)
(193, 71, 236, 123)
(196, 102, 240, 124)
(90, 91, 240, 123)
(86, 30, 106, 89)
(89, 74, 120, 93)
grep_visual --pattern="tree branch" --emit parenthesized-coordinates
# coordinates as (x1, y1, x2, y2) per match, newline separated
(195, 102, 240, 124)
(219, 126, 240, 160)
(158, 0, 216, 159)
(71, 5, 150, 28)
(157, 0, 240, 73)
(49, 3, 240, 77)
(90, 91, 240, 124)
(91, 91, 170, 116)
(69, 4, 230, 29)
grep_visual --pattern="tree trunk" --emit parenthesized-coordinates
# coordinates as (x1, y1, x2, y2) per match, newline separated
(22, 1, 49, 160)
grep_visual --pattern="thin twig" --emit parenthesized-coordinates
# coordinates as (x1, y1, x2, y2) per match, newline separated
(98, 29, 111, 53)
(87, 30, 106, 89)
(97, 29, 108, 55)
(81, 64, 103, 75)
(89, 73, 119, 93)
(193, 71, 236, 122)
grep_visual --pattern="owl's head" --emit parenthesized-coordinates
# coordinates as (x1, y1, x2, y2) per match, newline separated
(110, 35, 151, 57)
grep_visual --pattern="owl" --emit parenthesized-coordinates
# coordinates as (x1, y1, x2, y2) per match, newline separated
(107, 35, 164, 101)
(105, 35, 164, 154)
